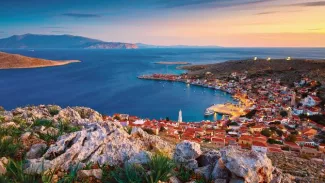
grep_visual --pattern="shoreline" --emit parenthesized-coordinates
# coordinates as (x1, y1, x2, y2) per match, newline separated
(0, 60, 80, 70)
(154, 61, 190, 65)
(138, 74, 250, 119)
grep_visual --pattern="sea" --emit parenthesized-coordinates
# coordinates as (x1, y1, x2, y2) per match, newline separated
(1, 48, 325, 122)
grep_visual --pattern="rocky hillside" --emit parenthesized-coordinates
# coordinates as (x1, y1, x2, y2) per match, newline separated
(0, 34, 138, 49)
(0, 105, 296, 182)
(0, 51, 80, 69)
(183, 58, 325, 86)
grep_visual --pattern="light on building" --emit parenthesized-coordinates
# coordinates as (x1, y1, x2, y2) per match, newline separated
(267, 57, 271, 61)
(286, 57, 291, 61)
(254, 57, 257, 61)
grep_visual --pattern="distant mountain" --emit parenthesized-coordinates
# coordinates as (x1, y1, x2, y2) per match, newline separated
(0, 34, 138, 49)
(136, 43, 222, 49)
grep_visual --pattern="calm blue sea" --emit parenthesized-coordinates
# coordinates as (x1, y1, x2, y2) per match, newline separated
(1, 48, 325, 122)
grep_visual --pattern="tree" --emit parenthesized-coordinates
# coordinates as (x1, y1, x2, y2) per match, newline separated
(280, 110, 288, 118)
(261, 128, 272, 137)
(285, 134, 297, 142)
(166, 117, 170, 121)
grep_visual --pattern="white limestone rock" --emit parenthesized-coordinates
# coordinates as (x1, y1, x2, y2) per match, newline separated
(219, 146, 273, 183)
(173, 140, 202, 170)
(26, 143, 47, 159)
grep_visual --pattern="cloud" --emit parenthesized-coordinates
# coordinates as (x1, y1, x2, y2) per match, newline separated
(254, 11, 278, 15)
(290, 1, 325, 7)
(308, 28, 322, 31)
(51, 30, 74, 33)
(61, 13, 101, 18)
(159, 0, 273, 9)
(43, 26, 65, 29)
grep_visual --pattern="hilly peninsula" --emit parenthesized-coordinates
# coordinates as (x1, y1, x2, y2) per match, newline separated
(0, 34, 138, 49)
(0, 51, 80, 69)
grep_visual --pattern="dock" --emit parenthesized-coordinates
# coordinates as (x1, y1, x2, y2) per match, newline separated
(207, 103, 246, 120)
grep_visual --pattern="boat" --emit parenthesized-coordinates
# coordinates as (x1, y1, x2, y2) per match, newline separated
(204, 109, 214, 116)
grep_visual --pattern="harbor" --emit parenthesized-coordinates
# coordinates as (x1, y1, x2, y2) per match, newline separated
(138, 73, 252, 120)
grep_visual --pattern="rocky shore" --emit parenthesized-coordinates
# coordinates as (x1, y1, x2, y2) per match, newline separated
(0, 105, 301, 182)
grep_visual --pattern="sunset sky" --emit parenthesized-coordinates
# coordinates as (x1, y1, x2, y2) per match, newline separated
(0, 0, 325, 47)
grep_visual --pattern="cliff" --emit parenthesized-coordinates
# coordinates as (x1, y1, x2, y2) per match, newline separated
(0, 105, 299, 182)
(0, 51, 79, 69)
(0, 34, 138, 49)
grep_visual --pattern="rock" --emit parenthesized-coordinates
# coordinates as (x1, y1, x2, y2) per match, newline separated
(54, 107, 82, 123)
(78, 169, 102, 179)
(24, 122, 172, 174)
(229, 178, 245, 183)
(1, 136, 12, 142)
(173, 140, 202, 170)
(0, 157, 8, 175)
(195, 165, 213, 180)
(219, 147, 273, 183)
(169, 176, 181, 183)
(211, 158, 231, 180)
(0, 122, 20, 129)
(39, 126, 59, 136)
(271, 168, 294, 183)
(131, 127, 173, 155)
(196, 150, 220, 167)
(20, 132, 32, 141)
(127, 151, 151, 165)
(214, 179, 227, 183)
(26, 143, 47, 159)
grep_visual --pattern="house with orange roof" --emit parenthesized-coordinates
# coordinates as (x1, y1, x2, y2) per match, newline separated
(238, 135, 252, 146)
(211, 137, 225, 148)
(300, 145, 322, 157)
(284, 142, 301, 152)
(249, 125, 265, 133)
(252, 141, 268, 153)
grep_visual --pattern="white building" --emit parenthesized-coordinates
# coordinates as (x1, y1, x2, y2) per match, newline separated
(178, 110, 182, 123)
(303, 95, 321, 107)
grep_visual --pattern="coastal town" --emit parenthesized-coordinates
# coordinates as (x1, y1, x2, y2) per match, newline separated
(106, 70, 325, 159)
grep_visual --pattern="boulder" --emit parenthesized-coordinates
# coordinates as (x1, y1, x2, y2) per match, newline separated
(54, 107, 82, 123)
(39, 126, 59, 136)
(0, 157, 8, 175)
(211, 158, 231, 180)
(24, 122, 172, 174)
(220, 147, 273, 183)
(173, 140, 202, 170)
(26, 143, 47, 159)
(1, 122, 20, 129)
(195, 165, 213, 180)
(127, 151, 151, 165)
(196, 150, 220, 167)
(169, 176, 182, 183)
(214, 179, 227, 183)
(78, 169, 102, 179)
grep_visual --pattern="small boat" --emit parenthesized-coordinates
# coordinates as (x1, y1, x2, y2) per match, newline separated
(204, 109, 214, 116)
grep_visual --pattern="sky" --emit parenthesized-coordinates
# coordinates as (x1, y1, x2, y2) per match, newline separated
(0, 0, 325, 47)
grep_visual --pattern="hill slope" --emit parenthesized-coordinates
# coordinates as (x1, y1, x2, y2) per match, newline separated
(0, 34, 138, 49)
(0, 51, 79, 69)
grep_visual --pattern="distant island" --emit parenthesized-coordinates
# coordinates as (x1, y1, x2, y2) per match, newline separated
(0, 34, 138, 49)
(136, 43, 222, 49)
(155, 61, 190, 65)
(0, 51, 80, 69)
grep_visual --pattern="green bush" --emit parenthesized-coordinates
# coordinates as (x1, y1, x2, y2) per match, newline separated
(33, 119, 53, 127)
(143, 128, 155, 135)
(145, 154, 176, 183)
(177, 166, 193, 182)
(261, 128, 272, 137)
(5, 159, 41, 183)
(58, 121, 81, 135)
(110, 163, 145, 183)
(48, 107, 60, 116)
(58, 163, 80, 183)
(0, 138, 21, 158)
